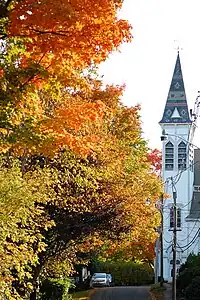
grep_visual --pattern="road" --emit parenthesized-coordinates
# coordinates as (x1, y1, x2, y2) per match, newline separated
(89, 286, 150, 300)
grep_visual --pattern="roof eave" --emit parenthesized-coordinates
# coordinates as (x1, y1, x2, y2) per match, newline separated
(159, 120, 192, 125)
(185, 216, 200, 222)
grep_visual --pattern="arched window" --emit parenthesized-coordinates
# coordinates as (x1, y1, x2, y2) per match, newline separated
(178, 141, 187, 170)
(165, 142, 174, 170)
(170, 207, 181, 228)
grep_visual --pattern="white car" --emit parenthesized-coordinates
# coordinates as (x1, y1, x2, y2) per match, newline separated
(90, 273, 110, 288)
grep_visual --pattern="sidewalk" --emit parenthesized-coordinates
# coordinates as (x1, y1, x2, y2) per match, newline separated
(163, 283, 172, 300)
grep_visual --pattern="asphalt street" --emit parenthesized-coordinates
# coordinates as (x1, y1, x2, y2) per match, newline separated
(90, 286, 150, 300)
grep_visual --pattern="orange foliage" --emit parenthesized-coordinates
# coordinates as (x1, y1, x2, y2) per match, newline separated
(0, 0, 132, 157)
(8, 0, 132, 70)
(0, 69, 4, 77)
(40, 100, 107, 156)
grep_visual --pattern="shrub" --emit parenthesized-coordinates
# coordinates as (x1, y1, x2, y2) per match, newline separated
(39, 278, 72, 300)
(177, 254, 200, 298)
(185, 276, 200, 300)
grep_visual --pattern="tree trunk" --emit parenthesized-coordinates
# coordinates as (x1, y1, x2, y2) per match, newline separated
(29, 289, 36, 300)
(29, 254, 45, 300)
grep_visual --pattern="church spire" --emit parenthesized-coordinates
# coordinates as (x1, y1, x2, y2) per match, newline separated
(159, 52, 192, 124)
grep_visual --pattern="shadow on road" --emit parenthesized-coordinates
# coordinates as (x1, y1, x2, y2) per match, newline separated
(89, 286, 150, 300)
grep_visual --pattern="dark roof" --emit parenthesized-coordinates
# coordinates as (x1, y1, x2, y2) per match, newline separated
(159, 52, 192, 124)
(187, 149, 200, 220)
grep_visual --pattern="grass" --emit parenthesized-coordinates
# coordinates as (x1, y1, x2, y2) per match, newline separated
(71, 289, 91, 299)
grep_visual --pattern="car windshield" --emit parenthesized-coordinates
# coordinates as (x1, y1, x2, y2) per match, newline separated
(93, 274, 106, 278)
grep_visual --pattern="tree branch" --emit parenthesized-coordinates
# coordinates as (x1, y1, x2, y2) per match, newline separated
(0, 0, 14, 18)
(30, 28, 69, 37)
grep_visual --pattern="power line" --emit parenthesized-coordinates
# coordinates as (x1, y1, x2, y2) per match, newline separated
(177, 216, 200, 242)
(163, 236, 173, 244)
(184, 236, 199, 253)
(177, 229, 200, 251)
(174, 160, 199, 186)
(160, 130, 200, 292)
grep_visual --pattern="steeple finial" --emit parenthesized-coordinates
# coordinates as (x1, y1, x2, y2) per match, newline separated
(174, 39, 183, 55)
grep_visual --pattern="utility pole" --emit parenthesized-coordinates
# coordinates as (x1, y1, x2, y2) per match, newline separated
(160, 193, 164, 287)
(172, 191, 177, 300)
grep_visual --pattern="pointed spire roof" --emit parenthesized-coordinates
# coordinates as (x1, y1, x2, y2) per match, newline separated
(159, 52, 192, 124)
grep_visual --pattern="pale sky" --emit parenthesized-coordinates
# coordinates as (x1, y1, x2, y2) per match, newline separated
(99, 0, 200, 150)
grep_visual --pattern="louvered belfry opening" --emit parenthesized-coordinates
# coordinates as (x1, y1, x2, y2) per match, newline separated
(165, 141, 174, 170)
(178, 141, 187, 170)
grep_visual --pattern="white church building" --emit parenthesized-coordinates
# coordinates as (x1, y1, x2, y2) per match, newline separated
(155, 52, 200, 282)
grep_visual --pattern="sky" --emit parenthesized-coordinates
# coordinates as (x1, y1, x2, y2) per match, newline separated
(99, 0, 200, 150)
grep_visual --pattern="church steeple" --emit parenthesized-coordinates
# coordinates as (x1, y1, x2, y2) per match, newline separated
(159, 52, 192, 124)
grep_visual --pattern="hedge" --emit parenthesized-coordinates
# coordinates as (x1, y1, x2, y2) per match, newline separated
(93, 261, 154, 286)
(39, 278, 72, 300)
(177, 254, 200, 299)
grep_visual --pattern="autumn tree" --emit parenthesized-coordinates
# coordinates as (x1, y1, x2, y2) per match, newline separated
(79, 102, 162, 264)
(0, 0, 132, 157)
(0, 85, 163, 298)
(0, 0, 164, 299)
(0, 1, 133, 297)
(0, 161, 56, 299)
